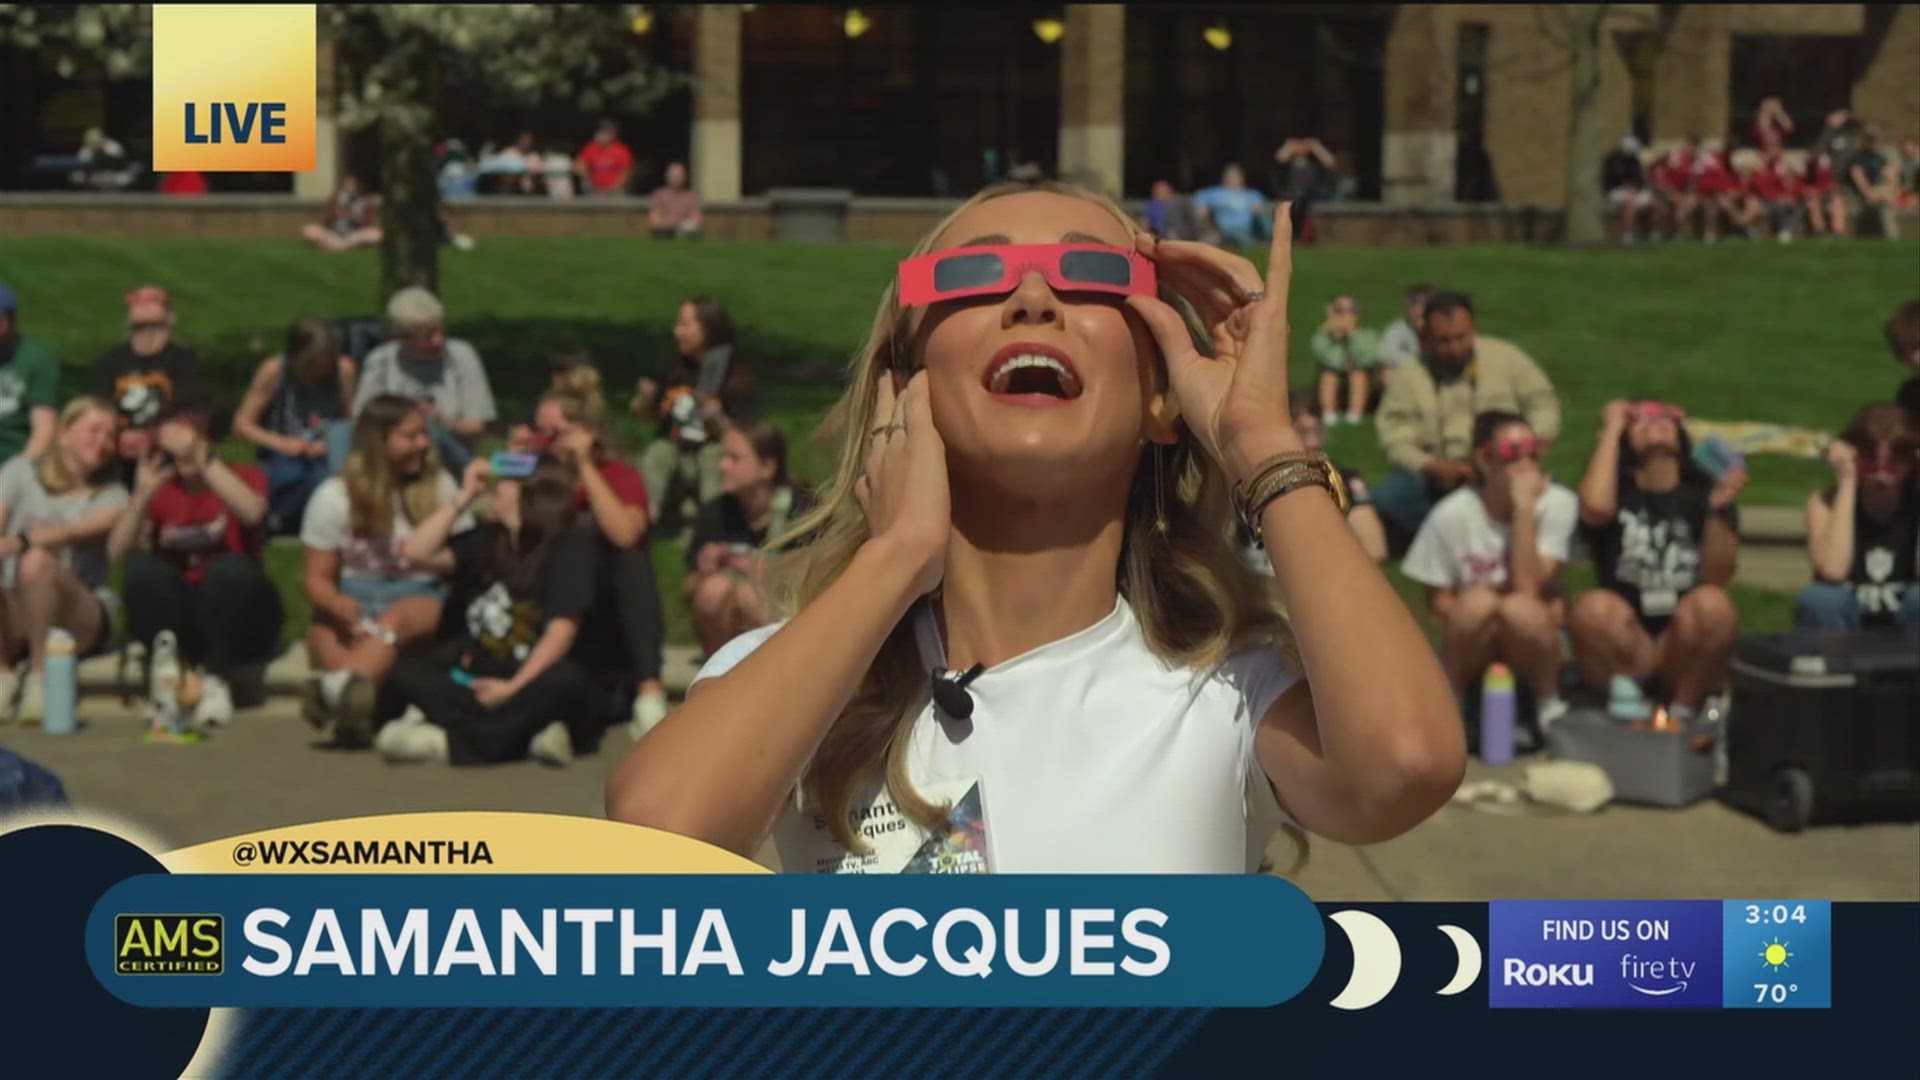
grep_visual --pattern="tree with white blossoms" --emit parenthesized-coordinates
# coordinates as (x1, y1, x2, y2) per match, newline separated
(326, 4, 681, 298)
(0, 4, 681, 299)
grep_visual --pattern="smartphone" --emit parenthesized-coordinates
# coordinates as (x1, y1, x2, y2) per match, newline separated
(694, 346, 733, 399)
(490, 450, 539, 479)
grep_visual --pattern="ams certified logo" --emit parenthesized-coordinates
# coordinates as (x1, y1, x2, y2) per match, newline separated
(114, 914, 224, 976)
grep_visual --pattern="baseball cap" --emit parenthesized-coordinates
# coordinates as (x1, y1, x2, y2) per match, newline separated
(0, 284, 17, 313)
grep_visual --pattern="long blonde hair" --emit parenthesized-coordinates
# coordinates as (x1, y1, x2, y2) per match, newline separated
(763, 180, 1304, 868)
(343, 395, 444, 539)
(36, 397, 117, 495)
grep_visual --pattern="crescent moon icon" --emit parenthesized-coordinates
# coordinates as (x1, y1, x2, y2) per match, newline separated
(1436, 925, 1481, 996)
(1327, 910, 1402, 1010)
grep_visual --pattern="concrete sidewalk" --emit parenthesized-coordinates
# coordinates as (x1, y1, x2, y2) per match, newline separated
(6, 694, 1913, 900)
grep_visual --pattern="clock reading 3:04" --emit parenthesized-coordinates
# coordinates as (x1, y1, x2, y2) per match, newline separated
(1722, 900, 1831, 1009)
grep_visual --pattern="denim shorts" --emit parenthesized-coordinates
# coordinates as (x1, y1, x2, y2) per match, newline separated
(340, 575, 446, 618)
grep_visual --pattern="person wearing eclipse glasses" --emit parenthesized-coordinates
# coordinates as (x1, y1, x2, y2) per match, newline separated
(607, 179, 1464, 875)
(1571, 399, 1744, 724)
(1797, 403, 1920, 631)
(1402, 410, 1578, 737)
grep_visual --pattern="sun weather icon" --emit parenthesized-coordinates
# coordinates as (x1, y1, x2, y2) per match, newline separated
(1760, 937, 1792, 973)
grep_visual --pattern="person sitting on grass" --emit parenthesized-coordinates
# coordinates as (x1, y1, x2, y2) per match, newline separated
(1310, 295, 1381, 427)
(683, 420, 814, 659)
(344, 287, 497, 476)
(1885, 297, 1920, 428)
(518, 367, 672, 738)
(1402, 410, 1576, 734)
(378, 457, 605, 767)
(1242, 402, 1386, 569)
(95, 286, 202, 490)
(105, 406, 282, 730)
(301, 174, 382, 252)
(1796, 403, 1920, 630)
(0, 397, 126, 723)
(231, 316, 357, 536)
(1570, 399, 1744, 723)
(631, 296, 760, 534)
(299, 395, 470, 747)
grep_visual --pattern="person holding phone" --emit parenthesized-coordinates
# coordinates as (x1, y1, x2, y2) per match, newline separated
(299, 395, 470, 746)
(106, 406, 282, 728)
(1570, 399, 1743, 723)
(683, 420, 813, 657)
(232, 317, 357, 536)
(608, 181, 1463, 875)
(377, 456, 606, 766)
(631, 297, 760, 533)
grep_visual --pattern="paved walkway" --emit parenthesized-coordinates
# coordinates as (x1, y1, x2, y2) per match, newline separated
(7, 695, 1912, 900)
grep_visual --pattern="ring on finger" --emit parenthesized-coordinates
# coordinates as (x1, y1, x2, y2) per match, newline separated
(1242, 288, 1266, 304)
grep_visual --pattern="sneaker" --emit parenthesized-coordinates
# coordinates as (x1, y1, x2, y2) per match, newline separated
(1346, 411, 1364, 426)
(16, 675, 45, 727)
(530, 721, 574, 767)
(0, 669, 20, 724)
(300, 673, 333, 731)
(629, 687, 669, 740)
(1536, 695, 1571, 730)
(333, 675, 378, 748)
(192, 674, 234, 730)
(376, 710, 449, 764)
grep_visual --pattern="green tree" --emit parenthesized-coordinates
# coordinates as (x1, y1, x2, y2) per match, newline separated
(326, 4, 681, 300)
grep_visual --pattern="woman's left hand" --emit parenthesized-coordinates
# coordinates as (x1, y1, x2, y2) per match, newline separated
(470, 678, 516, 709)
(1127, 203, 1300, 481)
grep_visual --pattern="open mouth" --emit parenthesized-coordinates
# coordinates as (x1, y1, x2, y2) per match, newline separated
(984, 344, 1083, 403)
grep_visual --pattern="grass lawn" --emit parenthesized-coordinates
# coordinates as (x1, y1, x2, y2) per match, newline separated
(8, 235, 1912, 644)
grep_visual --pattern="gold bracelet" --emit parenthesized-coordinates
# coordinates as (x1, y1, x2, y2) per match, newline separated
(1237, 456, 1349, 536)
(1233, 451, 1322, 508)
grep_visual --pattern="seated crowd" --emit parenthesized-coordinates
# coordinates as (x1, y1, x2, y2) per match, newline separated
(0, 279, 800, 769)
(0, 277, 1912, 766)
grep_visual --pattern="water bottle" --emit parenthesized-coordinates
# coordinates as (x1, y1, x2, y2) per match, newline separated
(42, 629, 78, 736)
(1480, 663, 1517, 765)
(147, 630, 187, 739)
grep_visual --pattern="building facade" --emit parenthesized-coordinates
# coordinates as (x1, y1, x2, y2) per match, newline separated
(4, 4, 1916, 209)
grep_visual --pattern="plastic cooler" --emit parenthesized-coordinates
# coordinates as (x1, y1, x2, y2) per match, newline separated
(1722, 626, 1920, 832)
(1544, 709, 1717, 808)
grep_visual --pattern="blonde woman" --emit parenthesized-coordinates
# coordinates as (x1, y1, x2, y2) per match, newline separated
(607, 181, 1464, 874)
(299, 394, 469, 746)
(0, 397, 127, 721)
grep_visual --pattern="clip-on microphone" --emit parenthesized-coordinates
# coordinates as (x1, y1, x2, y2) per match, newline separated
(930, 663, 987, 720)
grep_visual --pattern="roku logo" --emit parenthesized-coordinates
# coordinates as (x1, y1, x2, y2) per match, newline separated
(183, 103, 288, 144)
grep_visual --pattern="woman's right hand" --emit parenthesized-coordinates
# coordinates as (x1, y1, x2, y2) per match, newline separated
(133, 452, 174, 498)
(460, 458, 494, 503)
(855, 369, 948, 597)
(333, 598, 366, 630)
(1825, 439, 1857, 483)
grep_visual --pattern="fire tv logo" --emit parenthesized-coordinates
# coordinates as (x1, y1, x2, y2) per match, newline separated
(151, 5, 316, 172)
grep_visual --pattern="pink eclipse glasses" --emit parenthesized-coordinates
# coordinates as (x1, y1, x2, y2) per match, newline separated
(896, 243, 1158, 307)
(1630, 401, 1686, 423)
(1484, 433, 1551, 461)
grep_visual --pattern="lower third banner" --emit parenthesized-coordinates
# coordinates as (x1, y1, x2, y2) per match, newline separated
(88, 873, 1326, 1008)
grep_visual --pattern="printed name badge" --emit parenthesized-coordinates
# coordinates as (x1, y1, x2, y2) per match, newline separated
(778, 779, 991, 875)
(1639, 588, 1679, 618)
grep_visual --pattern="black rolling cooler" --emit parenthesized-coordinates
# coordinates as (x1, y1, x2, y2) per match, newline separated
(1723, 626, 1920, 832)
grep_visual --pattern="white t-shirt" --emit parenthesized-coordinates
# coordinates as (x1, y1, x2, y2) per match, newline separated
(690, 597, 1302, 875)
(1402, 483, 1578, 591)
(298, 474, 470, 585)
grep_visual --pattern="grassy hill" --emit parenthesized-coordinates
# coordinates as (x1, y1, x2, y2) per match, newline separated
(3, 235, 1913, 642)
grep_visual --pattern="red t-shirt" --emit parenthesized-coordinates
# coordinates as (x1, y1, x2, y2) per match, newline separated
(1747, 159, 1799, 201)
(1651, 149, 1694, 192)
(577, 457, 650, 517)
(146, 464, 267, 584)
(1692, 151, 1739, 196)
(1804, 158, 1836, 194)
(576, 140, 634, 194)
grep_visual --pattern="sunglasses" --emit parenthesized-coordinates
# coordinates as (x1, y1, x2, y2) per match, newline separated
(128, 320, 169, 332)
(1485, 434, 1550, 461)
(897, 243, 1157, 308)
(1630, 401, 1686, 422)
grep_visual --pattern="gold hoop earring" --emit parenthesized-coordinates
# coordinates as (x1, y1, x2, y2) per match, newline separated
(1153, 444, 1169, 535)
